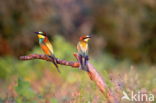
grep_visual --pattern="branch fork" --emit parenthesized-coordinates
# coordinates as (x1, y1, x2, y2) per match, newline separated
(20, 54, 119, 103)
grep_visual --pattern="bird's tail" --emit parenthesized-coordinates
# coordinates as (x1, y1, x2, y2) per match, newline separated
(79, 55, 89, 72)
(49, 55, 60, 73)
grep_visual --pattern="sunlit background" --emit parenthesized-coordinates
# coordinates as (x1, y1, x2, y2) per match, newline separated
(0, 0, 156, 102)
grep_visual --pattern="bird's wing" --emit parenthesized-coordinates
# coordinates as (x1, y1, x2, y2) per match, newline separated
(45, 40, 54, 54)
(77, 42, 81, 53)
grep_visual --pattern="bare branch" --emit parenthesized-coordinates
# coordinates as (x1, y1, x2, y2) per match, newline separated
(20, 54, 79, 67)
(20, 54, 119, 103)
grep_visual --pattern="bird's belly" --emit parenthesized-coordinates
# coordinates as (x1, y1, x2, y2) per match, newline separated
(80, 44, 88, 56)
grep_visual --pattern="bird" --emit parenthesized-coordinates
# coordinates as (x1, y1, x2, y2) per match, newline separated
(77, 34, 91, 71)
(35, 31, 60, 72)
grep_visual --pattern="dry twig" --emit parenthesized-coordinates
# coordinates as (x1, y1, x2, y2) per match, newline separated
(20, 54, 119, 103)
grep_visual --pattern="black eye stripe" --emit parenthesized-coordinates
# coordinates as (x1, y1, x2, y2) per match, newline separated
(84, 37, 90, 39)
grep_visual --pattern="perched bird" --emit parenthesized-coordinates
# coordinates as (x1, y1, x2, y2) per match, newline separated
(35, 31, 60, 72)
(77, 34, 91, 71)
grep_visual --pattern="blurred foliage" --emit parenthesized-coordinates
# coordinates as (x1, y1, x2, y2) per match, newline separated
(0, 0, 155, 63)
(0, 35, 76, 79)
(53, 35, 76, 61)
(15, 78, 37, 103)
(0, 0, 156, 102)
(93, 0, 156, 63)
(0, 35, 155, 102)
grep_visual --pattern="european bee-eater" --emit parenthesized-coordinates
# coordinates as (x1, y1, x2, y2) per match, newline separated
(35, 31, 60, 72)
(77, 35, 91, 71)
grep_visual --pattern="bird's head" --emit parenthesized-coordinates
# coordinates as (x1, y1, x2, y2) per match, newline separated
(35, 31, 46, 39)
(79, 34, 91, 42)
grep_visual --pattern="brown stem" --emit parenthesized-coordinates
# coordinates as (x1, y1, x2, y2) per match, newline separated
(20, 54, 119, 103)
(20, 54, 79, 68)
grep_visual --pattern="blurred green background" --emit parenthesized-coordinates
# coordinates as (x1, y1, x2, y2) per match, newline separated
(0, 0, 156, 102)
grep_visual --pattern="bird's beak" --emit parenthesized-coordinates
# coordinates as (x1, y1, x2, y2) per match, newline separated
(84, 35, 91, 42)
(34, 32, 39, 34)
(86, 35, 92, 38)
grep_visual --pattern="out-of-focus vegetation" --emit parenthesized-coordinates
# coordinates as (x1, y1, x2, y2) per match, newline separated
(0, 0, 156, 63)
(0, 36, 155, 103)
(0, 0, 156, 102)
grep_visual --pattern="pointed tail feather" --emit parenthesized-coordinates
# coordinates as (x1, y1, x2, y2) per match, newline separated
(84, 55, 89, 71)
(53, 59, 60, 73)
(83, 56, 89, 72)
(49, 55, 60, 73)
(79, 55, 89, 72)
